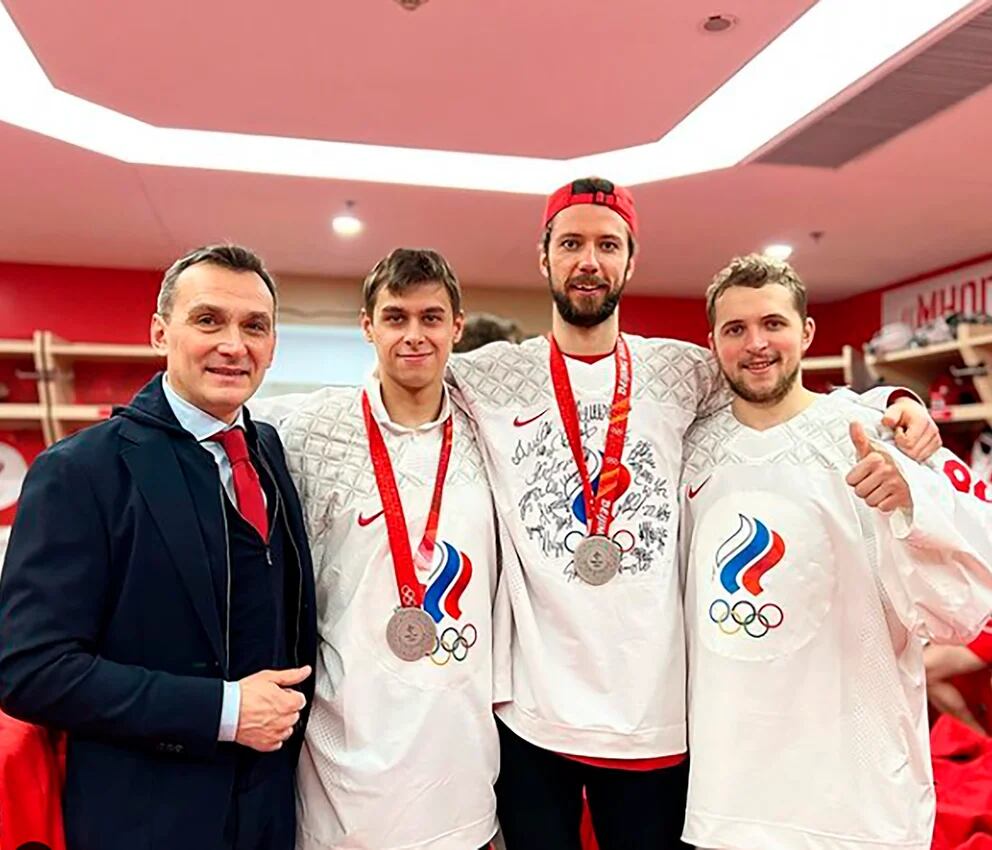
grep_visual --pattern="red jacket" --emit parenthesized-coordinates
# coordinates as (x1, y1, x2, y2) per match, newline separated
(0, 711, 65, 850)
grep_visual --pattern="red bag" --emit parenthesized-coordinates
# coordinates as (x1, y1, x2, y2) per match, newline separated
(0, 711, 65, 850)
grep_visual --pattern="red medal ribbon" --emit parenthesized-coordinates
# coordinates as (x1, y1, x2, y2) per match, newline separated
(362, 391, 454, 609)
(548, 334, 632, 537)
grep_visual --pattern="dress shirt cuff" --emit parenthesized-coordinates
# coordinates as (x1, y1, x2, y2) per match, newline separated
(218, 680, 241, 742)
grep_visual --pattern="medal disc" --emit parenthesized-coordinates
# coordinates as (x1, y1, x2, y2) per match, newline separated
(574, 535, 621, 585)
(386, 607, 437, 662)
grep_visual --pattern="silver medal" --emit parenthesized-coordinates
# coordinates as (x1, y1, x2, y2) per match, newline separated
(386, 607, 437, 662)
(573, 535, 621, 585)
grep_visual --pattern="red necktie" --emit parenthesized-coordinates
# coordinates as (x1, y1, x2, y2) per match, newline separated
(210, 427, 269, 542)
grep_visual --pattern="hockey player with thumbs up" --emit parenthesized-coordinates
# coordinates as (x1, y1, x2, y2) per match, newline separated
(679, 254, 992, 850)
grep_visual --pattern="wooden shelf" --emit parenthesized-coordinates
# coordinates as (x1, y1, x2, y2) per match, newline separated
(933, 403, 992, 425)
(0, 403, 45, 418)
(50, 404, 115, 423)
(803, 355, 846, 371)
(870, 329, 992, 367)
(866, 324, 992, 428)
(0, 333, 46, 435)
(869, 327, 992, 379)
(802, 346, 872, 391)
(871, 349, 985, 385)
(47, 342, 160, 361)
(39, 333, 158, 442)
(0, 340, 36, 357)
(0, 332, 158, 444)
(0, 403, 45, 428)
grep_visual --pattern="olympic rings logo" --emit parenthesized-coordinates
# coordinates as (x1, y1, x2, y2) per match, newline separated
(400, 585, 418, 607)
(708, 599, 784, 639)
(429, 623, 478, 665)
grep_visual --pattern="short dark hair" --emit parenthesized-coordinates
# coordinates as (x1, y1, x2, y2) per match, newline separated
(453, 312, 524, 353)
(362, 248, 462, 315)
(158, 244, 278, 319)
(706, 254, 808, 327)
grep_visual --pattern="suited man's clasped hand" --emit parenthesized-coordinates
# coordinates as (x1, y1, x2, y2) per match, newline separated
(236, 665, 311, 752)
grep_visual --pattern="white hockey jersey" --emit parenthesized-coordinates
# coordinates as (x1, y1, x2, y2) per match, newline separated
(272, 381, 499, 850)
(449, 334, 725, 757)
(680, 394, 992, 850)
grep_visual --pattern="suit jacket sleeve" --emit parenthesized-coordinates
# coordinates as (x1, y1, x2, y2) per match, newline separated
(0, 447, 224, 758)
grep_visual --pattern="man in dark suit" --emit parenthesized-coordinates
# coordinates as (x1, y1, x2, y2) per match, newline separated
(0, 244, 317, 850)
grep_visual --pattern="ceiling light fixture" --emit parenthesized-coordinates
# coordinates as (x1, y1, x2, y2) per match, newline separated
(395, 0, 430, 8)
(331, 201, 364, 237)
(762, 243, 794, 261)
(701, 15, 737, 33)
(0, 0, 979, 193)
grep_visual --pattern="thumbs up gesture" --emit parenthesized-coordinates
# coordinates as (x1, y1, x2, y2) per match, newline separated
(846, 421, 912, 513)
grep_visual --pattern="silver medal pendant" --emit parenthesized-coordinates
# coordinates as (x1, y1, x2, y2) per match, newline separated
(573, 534, 621, 585)
(386, 607, 437, 662)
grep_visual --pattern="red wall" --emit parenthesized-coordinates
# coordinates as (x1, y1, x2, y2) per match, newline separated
(0, 264, 163, 524)
(621, 294, 710, 345)
(806, 290, 883, 357)
(0, 262, 160, 343)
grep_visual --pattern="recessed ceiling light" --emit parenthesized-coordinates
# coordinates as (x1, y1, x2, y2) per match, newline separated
(701, 15, 737, 33)
(331, 202, 363, 237)
(763, 243, 794, 261)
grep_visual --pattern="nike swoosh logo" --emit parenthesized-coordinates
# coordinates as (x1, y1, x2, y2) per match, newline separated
(513, 409, 549, 427)
(687, 477, 711, 500)
(357, 509, 385, 527)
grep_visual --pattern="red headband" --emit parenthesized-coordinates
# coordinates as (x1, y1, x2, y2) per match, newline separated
(542, 179, 639, 238)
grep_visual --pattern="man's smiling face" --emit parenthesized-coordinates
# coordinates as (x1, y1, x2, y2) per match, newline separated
(151, 262, 275, 422)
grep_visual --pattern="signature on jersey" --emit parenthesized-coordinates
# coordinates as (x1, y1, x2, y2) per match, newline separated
(516, 405, 672, 580)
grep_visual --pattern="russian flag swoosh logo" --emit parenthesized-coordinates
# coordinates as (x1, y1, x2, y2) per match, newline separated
(716, 514, 786, 595)
(424, 542, 473, 623)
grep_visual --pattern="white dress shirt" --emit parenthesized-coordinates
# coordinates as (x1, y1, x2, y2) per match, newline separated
(161, 376, 243, 742)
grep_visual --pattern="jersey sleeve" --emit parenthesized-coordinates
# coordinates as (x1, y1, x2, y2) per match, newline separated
(249, 392, 321, 431)
(276, 390, 354, 543)
(871, 447, 992, 644)
(444, 345, 506, 415)
(692, 348, 732, 418)
(833, 386, 926, 410)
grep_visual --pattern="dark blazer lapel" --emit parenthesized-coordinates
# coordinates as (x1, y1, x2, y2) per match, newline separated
(121, 429, 225, 666)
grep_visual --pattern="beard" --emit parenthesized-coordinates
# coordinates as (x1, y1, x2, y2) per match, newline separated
(550, 273, 624, 328)
(724, 361, 800, 406)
